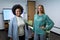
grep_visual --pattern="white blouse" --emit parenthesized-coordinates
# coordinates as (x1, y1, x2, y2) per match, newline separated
(16, 16, 25, 36)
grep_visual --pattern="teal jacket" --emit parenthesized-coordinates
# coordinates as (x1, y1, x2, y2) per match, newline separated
(33, 14, 54, 35)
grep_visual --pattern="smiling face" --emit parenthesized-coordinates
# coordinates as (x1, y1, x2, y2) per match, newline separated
(37, 5, 45, 14)
(15, 8, 21, 17)
(38, 6, 43, 13)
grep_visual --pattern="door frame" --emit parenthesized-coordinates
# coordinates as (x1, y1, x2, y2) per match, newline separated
(27, 1, 36, 21)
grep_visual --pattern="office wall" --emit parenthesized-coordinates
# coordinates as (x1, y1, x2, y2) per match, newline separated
(0, 0, 27, 29)
(0, 0, 27, 13)
(0, 13, 4, 29)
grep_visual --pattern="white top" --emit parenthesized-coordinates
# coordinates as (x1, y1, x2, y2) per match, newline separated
(16, 16, 25, 36)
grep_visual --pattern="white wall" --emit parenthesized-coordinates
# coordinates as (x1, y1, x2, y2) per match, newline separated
(36, 0, 60, 34)
(0, 14, 4, 29)
(0, 0, 27, 13)
(0, 0, 27, 29)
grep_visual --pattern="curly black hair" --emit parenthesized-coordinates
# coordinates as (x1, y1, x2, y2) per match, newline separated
(12, 4, 24, 15)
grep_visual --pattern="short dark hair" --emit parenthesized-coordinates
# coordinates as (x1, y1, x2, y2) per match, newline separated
(12, 4, 24, 15)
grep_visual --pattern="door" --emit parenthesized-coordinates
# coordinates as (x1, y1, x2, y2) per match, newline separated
(27, 1, 35, 21)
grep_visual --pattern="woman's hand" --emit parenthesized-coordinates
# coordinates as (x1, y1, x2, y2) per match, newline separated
(30, 32, 34, 38)
(40, 26, 45, 29)
(40, 26, 46, 31)
(9, 38, 12, 40)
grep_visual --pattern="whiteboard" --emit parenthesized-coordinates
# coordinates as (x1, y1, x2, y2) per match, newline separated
(3, 8, 15, 20)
